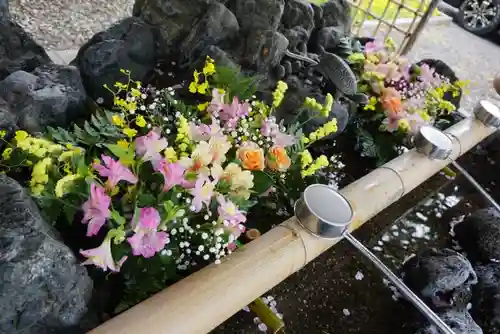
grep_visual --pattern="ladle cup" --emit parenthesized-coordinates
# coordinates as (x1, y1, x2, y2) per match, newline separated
(294, 184, 455, 334)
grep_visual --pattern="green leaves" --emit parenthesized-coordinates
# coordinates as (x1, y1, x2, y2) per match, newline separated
(105, 142, 135, 166)
(213, 66, 261, 101)
(47, 110, 126, 148)
(110, 209, 126, 225)
(252, 171, 273, 195)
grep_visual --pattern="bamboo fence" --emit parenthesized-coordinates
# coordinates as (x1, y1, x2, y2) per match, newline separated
(89, 116, 497, 334)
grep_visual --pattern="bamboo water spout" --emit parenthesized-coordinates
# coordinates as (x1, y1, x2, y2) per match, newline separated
(89, 117, 496, 334)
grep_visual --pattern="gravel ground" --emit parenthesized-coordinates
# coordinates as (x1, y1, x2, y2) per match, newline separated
(9, 0, 134, 50)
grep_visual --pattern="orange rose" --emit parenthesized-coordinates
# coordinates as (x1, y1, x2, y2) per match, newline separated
(236, 142, 265, 171)
(266, 146, 291, 172)
(381, 87, 403, 114)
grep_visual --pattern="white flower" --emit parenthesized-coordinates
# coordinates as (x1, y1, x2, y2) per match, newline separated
(203, 254, 209, 260)
(201, 233, 208, 239)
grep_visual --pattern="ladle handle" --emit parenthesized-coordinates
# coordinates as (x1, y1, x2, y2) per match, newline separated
(447, 159, 500, 213)
(343, 232, 455, 334)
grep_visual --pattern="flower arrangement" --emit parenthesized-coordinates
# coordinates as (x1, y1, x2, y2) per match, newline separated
(0, 58, 344, 308)
(347, 38, 468, 164)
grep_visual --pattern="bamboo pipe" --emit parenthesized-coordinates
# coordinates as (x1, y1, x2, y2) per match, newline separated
(89, 118, 495, 334)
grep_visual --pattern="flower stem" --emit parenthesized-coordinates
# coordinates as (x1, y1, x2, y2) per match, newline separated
(248, 298, 285, 334)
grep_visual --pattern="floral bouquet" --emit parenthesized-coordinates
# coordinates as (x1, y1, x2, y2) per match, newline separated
(0, 57, 343, 309)
(346, 38, 468, 165)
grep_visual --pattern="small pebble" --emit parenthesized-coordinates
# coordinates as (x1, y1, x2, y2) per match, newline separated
(355, 271, 364, 280)
(342, 308, 351, 316)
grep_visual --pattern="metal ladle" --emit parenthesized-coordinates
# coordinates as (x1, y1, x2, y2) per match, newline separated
(294, 185, 455, 334)
(414, 100, 500, 213)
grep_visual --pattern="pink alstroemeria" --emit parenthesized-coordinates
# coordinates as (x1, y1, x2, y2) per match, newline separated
(81, 183, 111, 236)
(219, 96, 249, 129)
(405, 112, 426, 134)
(382, 110, 404, 132)
(419, 63, 436, 85)
(364, 39, 384, 54)
(188, 117, 222, 142)
(93, 155, 138, 188)
(127, 207, 169, 258)
(208, 88, 225, 113)
(80, 238, 127, 272)
(260, 118, 296, 147)
(135, 130, 168, 164)
(155, 159, 187, 191)
(217, 195, 246, 225)
(189, 175, 216, 212)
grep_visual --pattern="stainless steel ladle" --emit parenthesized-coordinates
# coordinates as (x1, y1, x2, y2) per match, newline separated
(294, 184, 455, 334)
(413, 100, 500, 213)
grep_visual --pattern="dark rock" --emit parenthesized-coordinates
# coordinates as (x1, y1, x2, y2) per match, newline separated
(179, 2, 239, 65)
(281, 0, 315, 34)
(315, 26, 344, 53)
(471, 264, 500, 334)
(400, 248, 477, 310)
(281, 26, 309, 53)
(0, 175, 93, 333)
(282, 60, 292, 75)
(199, 45, 239, 70)
(274, 64, 286, 79)
(0, 0, 9, 19)
(133, 0, 211, 55)
(321, 0, 352, 35)
(243, 30, 289, 74)
(454, 207, 500, 263)
(316, 51, 357, 95)
(0, 98, 17, 148)
(0, 20, 52, 81)
(415, 309, 483, 334)
(310, 2, 323, 28)
(0, 64, 87, 133)
(229, 0, 285, 35)
(72, 17, 156, 106)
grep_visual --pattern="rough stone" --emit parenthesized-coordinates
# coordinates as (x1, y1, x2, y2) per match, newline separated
(415, 309, 483, 334)
(281, 27, 310, 53)
(0, 175, 93, 334)
(133, 0, 212, 55)
(72, 17, 156, 106)
(0, 0, 9, 19)
(0, 20, 52, 81)
(315, 26, 345, 53)
(400, 248, 477, 309)
(179, 2, 239, 65)
(454, 207, 500, 263)
(0, 64, 88, 134)
(242, 30, 289, 73)
(471, 264, 500, 334)
(229, 0, 285, 35)
(0, 98, 17, 148)
(281, 0, 315, 35)
(321, 0, 352, 35)
(199, 45, 238, 70)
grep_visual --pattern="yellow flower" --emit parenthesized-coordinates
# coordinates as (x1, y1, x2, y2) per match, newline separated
(59, 149, 81, 162)
(0, 130, 6, 138)
(135, 115, 147, 128)
(197, 102, 209, 111)
(164, 147, 178, 162)
(2, 147, 12, 160)
(272, 81, 288, 108)
(112, 115, 126, 127)
(32, 157, 52, 179)
(212, 162, 254, 199)
(123, 128, 137, 138)
(364, 96, 378, 111)
(197, 81, 209, 94)
(398, 119, 410, 132)
(65, 143, 73, 149)
(15, 130, 29, 143)
(321, 93, 334, 118)
(55, 174, 82, 198)
(117, 139, 130, 149)
(299, 150, 313, 168)
(189, 70, 200, 94)
(30, 184, 45, 196)
(203, 61, 216, 76)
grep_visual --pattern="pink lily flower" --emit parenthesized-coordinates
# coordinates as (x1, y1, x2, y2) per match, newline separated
(80, 238, 127, 272)
(155, 159, 187, 191)
(382, 110, 404, 132)
(219, 96, 249, 129)
(135, 130, 168, 164)
(189, 175, 216, 212)
(127, 207, 169, 258)
(93, 155, 138, 188)
(217, 195, 246, 225)
(81, 183, 111, 236)
(364, 39, 384, 54)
